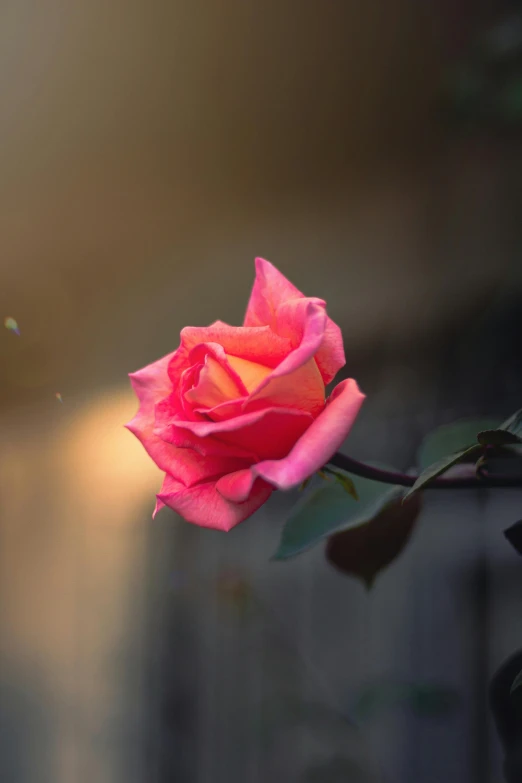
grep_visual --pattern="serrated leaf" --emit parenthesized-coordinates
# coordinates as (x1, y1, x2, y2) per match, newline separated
(417, 418, 500, 470)
(273, 475, 404, 562)
(405, 444, 482, 500)
(504, 520, 522, 556)
(511, 668, 522, 696)
(325, 490, 422, 588)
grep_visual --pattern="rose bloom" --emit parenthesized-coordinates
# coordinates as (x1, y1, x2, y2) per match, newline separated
(126, 258, 364, 530)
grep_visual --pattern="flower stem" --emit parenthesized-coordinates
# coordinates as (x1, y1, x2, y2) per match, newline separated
(328, 453, 522, 489)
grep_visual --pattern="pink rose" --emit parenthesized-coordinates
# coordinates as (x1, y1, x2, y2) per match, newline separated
(126, 258, 364, 530)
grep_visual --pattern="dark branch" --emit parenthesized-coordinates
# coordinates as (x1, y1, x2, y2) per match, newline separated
(328, 453, 522, 490)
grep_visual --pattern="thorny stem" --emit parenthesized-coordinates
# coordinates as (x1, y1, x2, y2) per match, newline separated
(328, 452, 522, 489)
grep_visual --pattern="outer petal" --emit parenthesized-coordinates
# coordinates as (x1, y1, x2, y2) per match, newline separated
(217, 379, 364, 498)
(125, 352, 182, 474)
(260, 298, 326, 383)
(172, 405, 314, 460)
(215, 469, 258, 503)
(156, 473, 273, 531)
(154, 396, 259, 459)
(314, 319, 346, 386)
(254, 379, 364, 489)
(244, 258, 346, 384)
(161, 449, 250, 488)
(244, 257, 303, 329)
(127, 352, 249, 485)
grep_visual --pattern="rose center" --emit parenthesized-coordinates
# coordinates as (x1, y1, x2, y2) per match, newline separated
(183, 351, 272, 414)
(225, 354, 272, 392)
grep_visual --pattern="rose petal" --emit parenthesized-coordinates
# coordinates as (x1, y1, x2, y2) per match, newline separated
(156, 473, 273, 531)
(198, 355, 325, 421)
(214, 378, 364, 499)
(174, 428, 255, 459)
(226, 354, 272, 392)
(315, 318, 346, 386)
(244, 258, 345, 384)
(259, 297, 327, 379)
(169, 321, 291, 382)
(154, 398, 258, 462)
(126, 352, 182, 474)
(173, 405, 314, 460)
(246, 357, 324, 416)
(163, 448, 250, 488)
(273, 296, 346, 388)
(127, 353, 250, 486)
(253, 378, 365, 490)
(243, 257, 303, 329)
(191, 300, 328, 420)
(184, 345, 246, 410)
(215, 469, 256, 503)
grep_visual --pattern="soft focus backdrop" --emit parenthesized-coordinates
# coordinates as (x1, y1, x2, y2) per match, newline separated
(1, 1, 522, 781)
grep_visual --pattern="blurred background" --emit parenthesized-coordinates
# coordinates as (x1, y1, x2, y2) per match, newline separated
(1, 0, 522, 781)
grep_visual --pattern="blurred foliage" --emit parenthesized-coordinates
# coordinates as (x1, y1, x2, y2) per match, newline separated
(416, 419, 501, 470)
(405, 443, 481, 499)
(447, 10, 522, 128)
(407, 409, 522, 498)
(352, 680, 459, 722)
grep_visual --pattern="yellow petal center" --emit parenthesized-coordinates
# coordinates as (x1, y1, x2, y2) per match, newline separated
(226, 355, 272, 392)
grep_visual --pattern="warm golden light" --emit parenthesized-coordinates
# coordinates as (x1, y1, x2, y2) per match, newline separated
(62, 386, 162, 523)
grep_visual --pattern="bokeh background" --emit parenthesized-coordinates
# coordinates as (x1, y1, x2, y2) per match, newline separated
(1, 1, 522, 781)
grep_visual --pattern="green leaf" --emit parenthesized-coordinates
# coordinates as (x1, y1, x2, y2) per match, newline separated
(404, 444, 482, 500)
(322, 466, 359, 500)
(334, 472, 359, 500)
(273, 475, 404, 562)
(417, 418, 500, 470)
(511, 668, 522, 696)
(272, 484, 359, 561)
(325, 489, 422, 588)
